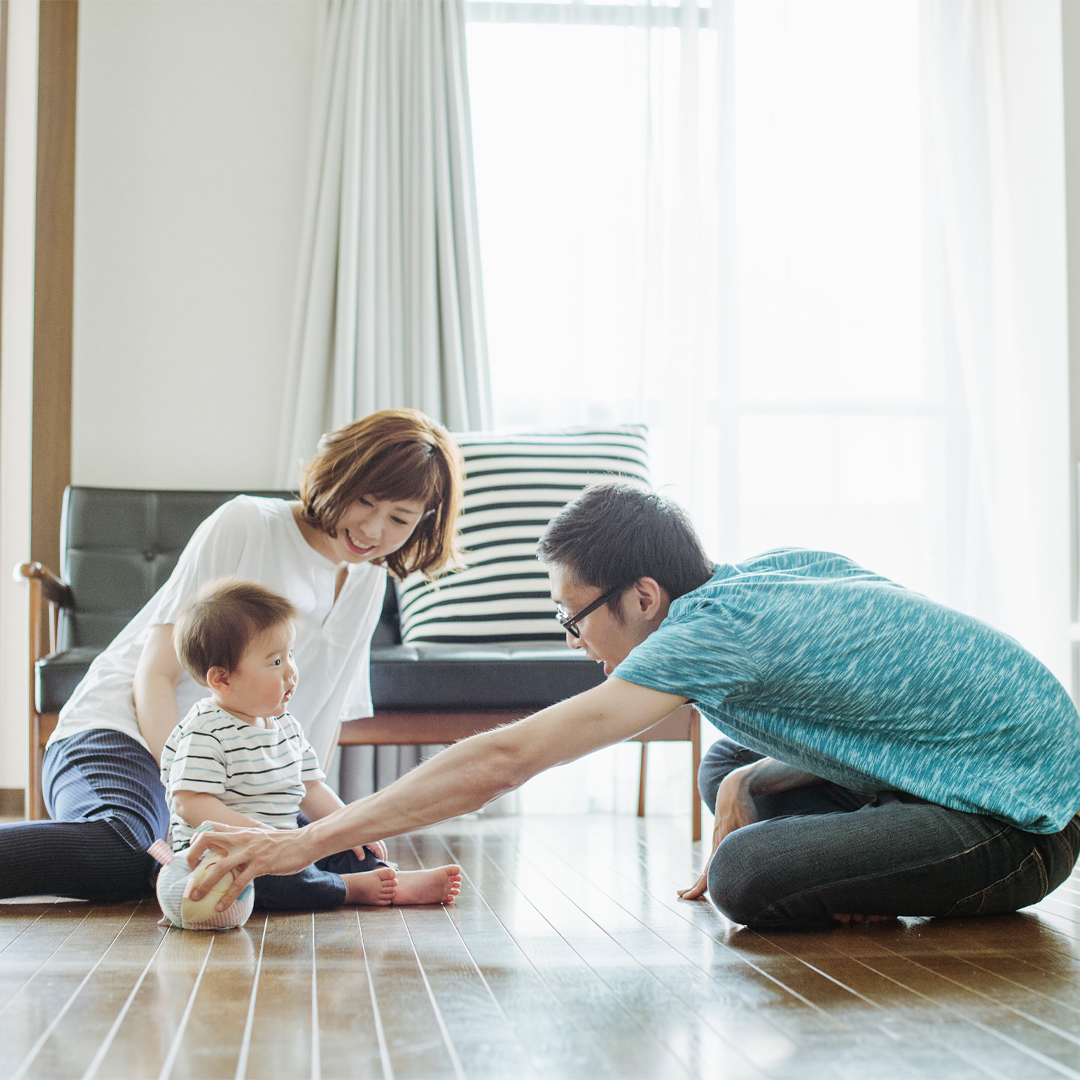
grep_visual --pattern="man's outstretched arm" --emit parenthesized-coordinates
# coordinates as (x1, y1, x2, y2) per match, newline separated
(187, 676, 687, 908)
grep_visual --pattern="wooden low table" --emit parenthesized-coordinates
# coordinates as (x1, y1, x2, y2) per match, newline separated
(340, 703, 703, 840)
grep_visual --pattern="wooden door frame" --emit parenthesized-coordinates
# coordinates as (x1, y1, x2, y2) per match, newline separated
(32, 0, 77, 576)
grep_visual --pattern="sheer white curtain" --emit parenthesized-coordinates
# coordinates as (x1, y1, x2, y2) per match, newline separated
(468, 0, 732, 813)
(281, 0, 491, 798)
(466, 0, 1072, 815)
(278, 0, 490, 486)
(922, 0, 1071, 682)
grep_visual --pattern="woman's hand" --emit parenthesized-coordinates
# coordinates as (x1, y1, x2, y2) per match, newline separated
(678, 766, 759, 902)
(186, 824, 312, 909)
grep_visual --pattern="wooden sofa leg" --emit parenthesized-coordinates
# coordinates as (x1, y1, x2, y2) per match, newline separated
(29, 712, 58, 820)
(637, 744, 647, 818)
(691, 711, 701, 842)
(29, 723, 44, 821)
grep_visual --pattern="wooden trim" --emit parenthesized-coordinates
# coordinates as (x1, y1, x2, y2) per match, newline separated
(341, 702, 703, 840)
(627, 703, 696, 743)
(339, 710, 525, 746)
(0, 787, 24, 817)
(0, 0, 8, 747)
(31, 0, 77, 574)
(18, 560, 71, 607)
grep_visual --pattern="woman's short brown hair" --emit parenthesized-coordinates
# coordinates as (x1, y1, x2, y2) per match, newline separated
(174, 578, 298, 686)
(297, 409, 463, 579)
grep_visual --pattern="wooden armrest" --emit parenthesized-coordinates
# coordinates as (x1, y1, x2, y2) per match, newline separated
(15, 562, 73, 607)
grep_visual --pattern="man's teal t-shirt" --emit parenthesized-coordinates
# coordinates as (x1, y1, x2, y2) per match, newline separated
(613, 549, 1080, 833)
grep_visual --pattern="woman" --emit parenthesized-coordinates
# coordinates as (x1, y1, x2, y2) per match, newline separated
(0, 409, 462, 902)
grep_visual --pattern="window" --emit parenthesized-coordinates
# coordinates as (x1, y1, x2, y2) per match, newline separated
(468, 0, 928, 583)
(466, 1, 936, 813)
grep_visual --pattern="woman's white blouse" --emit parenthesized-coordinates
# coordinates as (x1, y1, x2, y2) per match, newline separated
(50, 496, 387, 766)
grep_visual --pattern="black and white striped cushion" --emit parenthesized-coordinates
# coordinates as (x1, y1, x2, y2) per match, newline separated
(396, 427, 650, 644)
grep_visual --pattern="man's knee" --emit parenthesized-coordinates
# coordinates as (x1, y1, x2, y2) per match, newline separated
(706, 828, 776, 926)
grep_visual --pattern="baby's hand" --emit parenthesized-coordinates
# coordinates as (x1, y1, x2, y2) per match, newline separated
(356, 840, 388, 863)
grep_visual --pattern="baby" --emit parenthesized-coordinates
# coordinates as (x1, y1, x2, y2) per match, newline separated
(159, 577, 461, 914)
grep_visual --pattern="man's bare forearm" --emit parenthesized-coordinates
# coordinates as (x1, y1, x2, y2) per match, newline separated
(301, 724, 528, 862)
(300, 678, 687, 864)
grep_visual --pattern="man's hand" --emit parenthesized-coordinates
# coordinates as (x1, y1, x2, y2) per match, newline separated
(186, 823, 312, 909)
(192, 678, 688, 908)
(678, 765, 759, 901)
(678, 757, 824, 903)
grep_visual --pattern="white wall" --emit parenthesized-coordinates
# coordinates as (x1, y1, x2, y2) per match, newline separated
(0, 0, 39, 788)
(0, 0, 318, 792)
(1065, 0, 1080, 701)
(72, 0, 319, 490)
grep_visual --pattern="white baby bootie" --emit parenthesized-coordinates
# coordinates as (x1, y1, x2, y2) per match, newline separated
(149, 824, 255, 930)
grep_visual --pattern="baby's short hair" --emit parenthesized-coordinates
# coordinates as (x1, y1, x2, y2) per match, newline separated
(174, 578, 298, 686)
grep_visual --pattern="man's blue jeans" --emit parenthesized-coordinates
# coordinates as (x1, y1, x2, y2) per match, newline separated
(700, 736, 1080, 929)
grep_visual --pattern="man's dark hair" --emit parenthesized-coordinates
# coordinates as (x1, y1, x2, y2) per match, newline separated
(537, 481, 714, 604)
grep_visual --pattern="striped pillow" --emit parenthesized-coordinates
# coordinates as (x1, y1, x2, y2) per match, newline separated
(396, 427, 650, 644)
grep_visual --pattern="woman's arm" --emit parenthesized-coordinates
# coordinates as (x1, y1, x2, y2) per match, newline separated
(132, 624, 185, 762)
(678, 757, 824, 900)
(187, 677, 688, 907)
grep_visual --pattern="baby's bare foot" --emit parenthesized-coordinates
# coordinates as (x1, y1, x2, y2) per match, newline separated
(344, 866, 397, 906)
(392, 865, 462, 906)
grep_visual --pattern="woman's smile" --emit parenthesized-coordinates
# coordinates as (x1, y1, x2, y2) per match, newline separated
(344, 529, 376, 556)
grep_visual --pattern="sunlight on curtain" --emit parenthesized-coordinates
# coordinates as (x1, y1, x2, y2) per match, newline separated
(468, 1, 727, 814)
(464, 0, 1070, 813)
(735, 3, 931, 593)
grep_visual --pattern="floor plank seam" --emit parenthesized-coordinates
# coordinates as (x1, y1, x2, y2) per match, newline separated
(407, 835, 545, 1079)
(233, 913, 269, 1080)
(157, 932, 215, 1080)
(431, 832, 660, 1080)
(471, 830, 760, 1078)
(10, 903, 143, 1080)
(0, 906, 94, 1020)
(355, 911, 394, 1080)
(79, 912, 172, 1080)
(397, 907, 469, 1080)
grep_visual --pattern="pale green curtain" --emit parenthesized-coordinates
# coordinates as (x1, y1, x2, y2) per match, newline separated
(277, 0, 491, 484)
(280, 0, 491, 796)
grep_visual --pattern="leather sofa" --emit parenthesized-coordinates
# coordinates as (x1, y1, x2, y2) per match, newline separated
(21, 487, 701, 836)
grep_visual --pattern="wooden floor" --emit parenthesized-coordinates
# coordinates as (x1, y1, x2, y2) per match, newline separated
(4, 814, 1080, 1080)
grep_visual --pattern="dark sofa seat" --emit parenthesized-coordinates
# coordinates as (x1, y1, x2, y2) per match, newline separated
(26, 486, 611, 806)
(37, 620, 606, 715)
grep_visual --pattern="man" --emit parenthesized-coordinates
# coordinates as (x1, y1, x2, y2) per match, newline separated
(190, 483, 1080, 929)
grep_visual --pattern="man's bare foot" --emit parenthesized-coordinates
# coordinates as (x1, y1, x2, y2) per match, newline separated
(832, 913, 896, 924)
(392, 865, 462, 906)
(343, 866, 397, 905)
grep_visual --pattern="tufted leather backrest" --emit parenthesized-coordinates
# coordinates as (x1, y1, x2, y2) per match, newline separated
(58, 487, 294, 649)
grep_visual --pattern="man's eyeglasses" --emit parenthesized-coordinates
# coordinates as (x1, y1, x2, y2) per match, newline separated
(555, 584, 627, 638)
